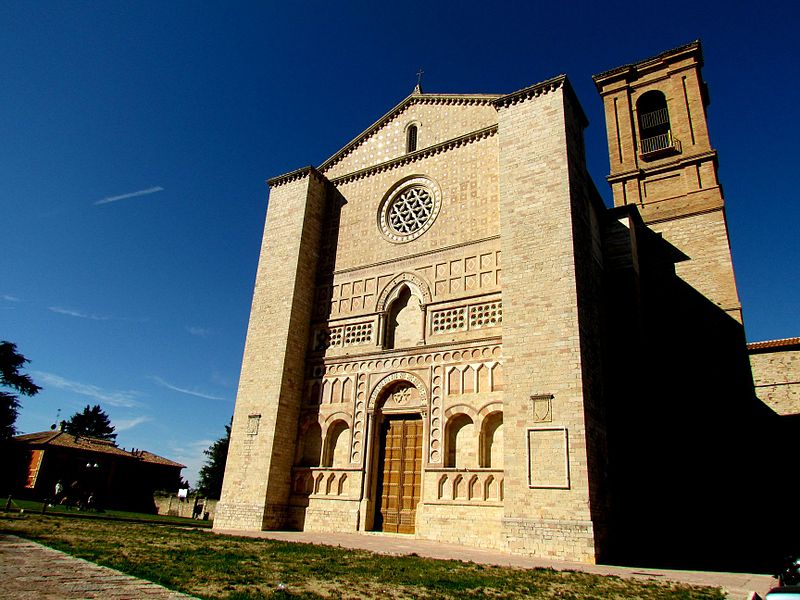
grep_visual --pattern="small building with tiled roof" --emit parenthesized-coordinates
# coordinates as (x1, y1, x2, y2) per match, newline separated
(11, 428, 185, 513)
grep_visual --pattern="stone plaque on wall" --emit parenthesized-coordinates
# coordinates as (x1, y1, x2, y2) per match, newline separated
(530, 393, 553, 422)
(527, 427, 569, 489)
(247, 414, 261, 435)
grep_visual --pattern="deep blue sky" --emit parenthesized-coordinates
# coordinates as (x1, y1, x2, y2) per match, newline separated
(2, 1, 797, 485)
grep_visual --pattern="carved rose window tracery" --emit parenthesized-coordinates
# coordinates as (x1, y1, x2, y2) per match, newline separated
(378, 176, 442, 243)
(387, 187, 434, 235)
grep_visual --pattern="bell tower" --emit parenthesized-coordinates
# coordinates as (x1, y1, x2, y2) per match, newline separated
(593, 41, 742, 321)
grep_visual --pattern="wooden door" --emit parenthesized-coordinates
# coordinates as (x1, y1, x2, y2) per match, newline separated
(375, 416, 422, 534)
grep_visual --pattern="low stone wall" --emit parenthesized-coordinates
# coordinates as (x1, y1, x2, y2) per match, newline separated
(154, 495, 218, 521)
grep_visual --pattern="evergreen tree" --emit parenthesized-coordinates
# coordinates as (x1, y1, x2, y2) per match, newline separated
(64, 404, 117, 441)
(0, 341, 41, 439)
(197, 419, 231, 499)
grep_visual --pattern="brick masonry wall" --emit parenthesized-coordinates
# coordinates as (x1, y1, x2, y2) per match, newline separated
(650, 210, 741, 319)
(750, 348, 800, 415)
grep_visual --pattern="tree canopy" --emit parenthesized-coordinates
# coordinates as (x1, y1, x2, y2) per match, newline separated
(64, 404, 117, 441)
(0, 341, 41, 439)
(196, 419, 231, 499)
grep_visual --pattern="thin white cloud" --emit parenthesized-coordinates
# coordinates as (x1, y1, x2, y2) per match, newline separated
(115, 415, 152, 432)
(186, 326, 212, 338)
(94, 186, 164, 206)
(33, 371, 142, 408)
(2, 294, 20, 302)
(150, 376, 229, 402)
(48, 306, 112, 320)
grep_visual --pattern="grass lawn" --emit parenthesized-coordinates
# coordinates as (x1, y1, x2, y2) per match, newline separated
(0, 512, 725, 600)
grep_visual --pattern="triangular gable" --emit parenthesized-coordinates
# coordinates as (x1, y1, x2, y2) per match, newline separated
(318, 90, 502, 180)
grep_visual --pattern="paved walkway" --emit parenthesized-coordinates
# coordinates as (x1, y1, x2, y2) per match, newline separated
(215, 528, 775, 600)
(0, 534, 196, 599)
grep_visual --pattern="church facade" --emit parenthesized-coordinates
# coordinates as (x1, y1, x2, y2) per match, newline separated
(214, 42, 795, 566)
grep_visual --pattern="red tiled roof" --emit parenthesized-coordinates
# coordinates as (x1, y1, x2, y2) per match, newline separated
(13, 431, 185, 468)
(747, 337, 800, 352)
(133, 450, 185, 468)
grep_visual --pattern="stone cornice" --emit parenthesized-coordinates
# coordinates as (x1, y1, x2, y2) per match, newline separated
(606, 149, 718, 184)
(492, 74, 566, 109)
(592, 40, 702, 91)
(328, 125, 498, 186)
(267, 165, 326, 188)
(318, 93, 501, 174)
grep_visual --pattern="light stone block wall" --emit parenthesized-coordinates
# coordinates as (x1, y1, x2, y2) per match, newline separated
(497, 80, 599, 562)
(215, 170, 327, 531)
(288, 498, 361, 532)
(417, 505, 505, 549)
(750, 347, 800, 416)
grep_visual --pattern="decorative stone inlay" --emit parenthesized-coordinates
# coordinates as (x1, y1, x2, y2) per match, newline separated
(315, 322, 373, 350)
(378, 176, 442, 243)
(431, 307, 466, 333)
(350, 373, 367, 464)
(430, 364, 443, 463)
(344, 322, 373, 345)
(430, 300, 502, 336)
(469, 301, 502, 328)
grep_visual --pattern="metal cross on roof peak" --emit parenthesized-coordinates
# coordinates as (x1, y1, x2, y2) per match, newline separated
(414, 68, 424, 94)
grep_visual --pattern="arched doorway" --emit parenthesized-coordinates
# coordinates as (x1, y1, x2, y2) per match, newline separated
(370, 378, 426, 534)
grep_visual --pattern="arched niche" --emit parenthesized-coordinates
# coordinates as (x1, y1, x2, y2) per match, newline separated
(299, 422, 322, 467)
(324, 419, 351, 468)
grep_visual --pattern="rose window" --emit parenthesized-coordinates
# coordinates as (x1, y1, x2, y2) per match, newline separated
(388, 187, 433, 234)
(378, 176, 442, 243)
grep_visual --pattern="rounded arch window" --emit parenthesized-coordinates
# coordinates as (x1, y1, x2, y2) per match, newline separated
(405, 122, 419, 153)
(378, 176, 442, 243)
(636, 90, 673, 155)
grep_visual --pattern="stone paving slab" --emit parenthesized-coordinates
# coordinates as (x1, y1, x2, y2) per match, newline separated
(0, 534, 197, 599)
(214, 528, 776, 600)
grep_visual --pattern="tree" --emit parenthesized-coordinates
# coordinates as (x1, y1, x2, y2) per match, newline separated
(0, 341, 41, 440)
(196, 419, 231, 499)
(64, 404, 117, 441)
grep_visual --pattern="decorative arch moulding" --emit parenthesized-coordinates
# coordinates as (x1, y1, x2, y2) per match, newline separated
(367, 371, 429, 411)
(306, 341, 504, 378)
(374, 271, 433, 311)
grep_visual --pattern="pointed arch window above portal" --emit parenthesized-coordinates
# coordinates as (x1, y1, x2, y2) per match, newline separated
(385, 285, 423, 349)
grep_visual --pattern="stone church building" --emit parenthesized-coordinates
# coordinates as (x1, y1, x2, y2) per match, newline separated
(215, 42, 797, 567)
